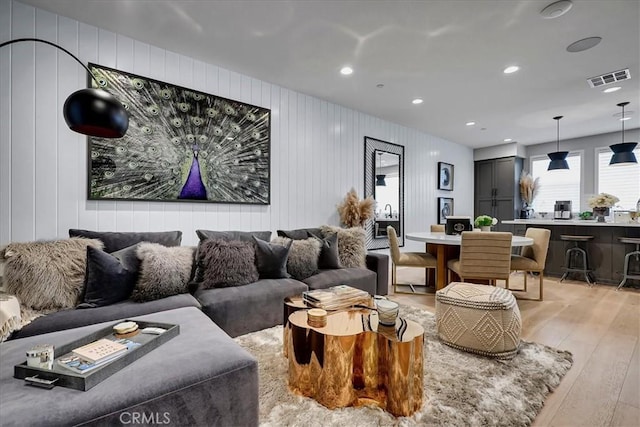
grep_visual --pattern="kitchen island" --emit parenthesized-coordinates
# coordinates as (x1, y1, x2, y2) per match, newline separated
(503, 219, 639, 286)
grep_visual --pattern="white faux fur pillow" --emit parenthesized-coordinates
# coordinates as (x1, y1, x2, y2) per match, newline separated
(131, 243, 194, 302)
(320, 225, 366, 268)
(272, 237, 321, 280)
(0, 238, 104, 310)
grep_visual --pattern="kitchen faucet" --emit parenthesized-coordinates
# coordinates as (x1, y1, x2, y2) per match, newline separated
(384, 204, 392, 218)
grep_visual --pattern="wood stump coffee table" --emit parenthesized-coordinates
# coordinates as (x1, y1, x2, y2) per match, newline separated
(285, 307, 424, 417)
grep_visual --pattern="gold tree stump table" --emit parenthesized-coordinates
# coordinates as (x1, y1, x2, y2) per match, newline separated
(285, 308, 424, 417)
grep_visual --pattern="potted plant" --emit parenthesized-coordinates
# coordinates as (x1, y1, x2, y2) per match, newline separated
(587, 193, 619, 222)
(474, 215, 498, 231)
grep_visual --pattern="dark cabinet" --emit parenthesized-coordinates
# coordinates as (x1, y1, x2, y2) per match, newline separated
(474, 157, 523, 232)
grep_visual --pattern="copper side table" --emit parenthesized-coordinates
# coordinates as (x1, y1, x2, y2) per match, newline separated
(285, 308, 424, 417)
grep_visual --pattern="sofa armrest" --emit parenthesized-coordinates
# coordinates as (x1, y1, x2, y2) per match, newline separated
(366, 252, 389, 295)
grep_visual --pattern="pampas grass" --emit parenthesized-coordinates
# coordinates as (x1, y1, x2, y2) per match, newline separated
(519, 171, 540, 206)
(337, 188, 375, 228)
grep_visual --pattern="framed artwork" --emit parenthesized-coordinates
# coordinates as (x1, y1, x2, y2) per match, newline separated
(438, 162, 454, 191)
(87, 63, 271, 204)
(438, 197, 454, 224)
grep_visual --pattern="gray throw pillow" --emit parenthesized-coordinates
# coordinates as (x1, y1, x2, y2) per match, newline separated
(131, 243, 194, 302)
(253, 237, 292, 279)
(198, 239, 259, 288)
(277, 228, 323, 240)
(69, 229, 182, 253)
(1, 238, 104, 310)
(320, 225, 366, 268)
(309, 231, 341, 269)
(272, 236, 321, 281)
(195, 230, 271, 243)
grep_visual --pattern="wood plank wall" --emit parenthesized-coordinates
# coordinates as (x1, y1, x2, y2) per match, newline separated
(0, 0, 474, 247)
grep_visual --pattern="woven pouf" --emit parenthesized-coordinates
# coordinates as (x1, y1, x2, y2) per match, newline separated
(435, 282, 521, 359)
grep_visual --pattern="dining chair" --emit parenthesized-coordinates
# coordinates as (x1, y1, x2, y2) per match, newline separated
(430, 224, 445, 232)
(387, 226, 437, 294)
(447, 231, 513, 287)
(509, 228, 550, 301)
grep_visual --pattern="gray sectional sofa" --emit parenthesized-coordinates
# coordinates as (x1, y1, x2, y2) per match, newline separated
(0, 227, 389, 426)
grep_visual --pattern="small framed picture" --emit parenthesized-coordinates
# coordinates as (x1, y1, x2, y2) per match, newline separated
(438, 197, 454, 224)
(438, 162, 454, 191)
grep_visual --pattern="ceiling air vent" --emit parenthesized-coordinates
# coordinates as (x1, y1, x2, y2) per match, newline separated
(587, 69, 630, 88)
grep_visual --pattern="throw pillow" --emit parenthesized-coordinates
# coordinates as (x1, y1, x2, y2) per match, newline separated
(198, 239, 259, 288)
(0, 238, 104, 310)
(68, 229, 182, 253)
(272, 236, 321, 281)
(78, 244, 140, 308)
(195, 230, 271, 243)
(131, 243, 194, 302)
(320, 225, 366, 268)
(308, 231, 341, 269)
(277, 228, 323, 240)
(253, 237, 292, 279)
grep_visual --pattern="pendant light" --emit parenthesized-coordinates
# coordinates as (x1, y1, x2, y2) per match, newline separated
(547, 115, 569, 170)
(375, 152, 386, 186)
(609, 102, 638, 165)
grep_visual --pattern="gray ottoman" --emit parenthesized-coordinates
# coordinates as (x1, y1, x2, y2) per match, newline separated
(0, 307, 258, 426)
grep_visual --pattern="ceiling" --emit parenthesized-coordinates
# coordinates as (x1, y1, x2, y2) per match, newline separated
(18, 0, 640, 149)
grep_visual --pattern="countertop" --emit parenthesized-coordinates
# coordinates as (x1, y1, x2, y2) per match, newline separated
(503, 219, 640, 227)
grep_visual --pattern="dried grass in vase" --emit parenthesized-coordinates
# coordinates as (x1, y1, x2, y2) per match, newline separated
(519, 171, 539, 206)
(337, 188, 375, 228)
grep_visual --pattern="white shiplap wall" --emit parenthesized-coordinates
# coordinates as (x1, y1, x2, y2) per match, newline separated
(0, 0, 474, 248)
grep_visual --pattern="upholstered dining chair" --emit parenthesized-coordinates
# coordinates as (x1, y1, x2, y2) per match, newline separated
(508, 228, 551, 301)
(447, 231, 513, 287)
(387, 226, 437, 294)
(430, 224, 445, 232)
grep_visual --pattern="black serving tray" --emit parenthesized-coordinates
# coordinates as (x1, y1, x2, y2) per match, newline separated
(14, 320, 179, 391)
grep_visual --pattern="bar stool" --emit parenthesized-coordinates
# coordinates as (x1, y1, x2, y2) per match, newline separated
(617, 237, 640, 291)
(560, 235, 596, 285)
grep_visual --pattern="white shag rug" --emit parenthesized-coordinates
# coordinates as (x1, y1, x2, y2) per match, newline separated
(234, 304, 573, 427)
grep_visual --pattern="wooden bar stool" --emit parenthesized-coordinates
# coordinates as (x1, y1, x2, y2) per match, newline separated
(617, 237, 640, 291)
(560, 235, 596, 285)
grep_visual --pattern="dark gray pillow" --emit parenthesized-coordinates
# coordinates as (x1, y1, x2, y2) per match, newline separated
(195, 230, 271, 243)
(69, 229, 182, 253)
(277, 228, 322, 240)
(309, 231, 341, 269)
(79, 244, 140, 308)
(131, 243, 194, 302)
(199, 239, 259, 288)
(253, 237, 292, 279)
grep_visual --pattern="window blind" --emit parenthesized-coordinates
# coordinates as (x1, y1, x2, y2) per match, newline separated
(597, 148, 639, 210)
(530, 153, 581, 213)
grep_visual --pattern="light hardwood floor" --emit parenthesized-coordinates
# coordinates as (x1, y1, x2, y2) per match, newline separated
(389, 268, 640, 427)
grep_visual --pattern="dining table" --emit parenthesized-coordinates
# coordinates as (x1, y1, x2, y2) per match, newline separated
(405, 231, 534, 291)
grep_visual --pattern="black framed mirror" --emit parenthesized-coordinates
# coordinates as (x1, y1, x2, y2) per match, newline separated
(364, 137, 404, 249)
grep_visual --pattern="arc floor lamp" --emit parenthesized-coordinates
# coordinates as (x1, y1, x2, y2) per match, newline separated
(0, 38, 128, 138)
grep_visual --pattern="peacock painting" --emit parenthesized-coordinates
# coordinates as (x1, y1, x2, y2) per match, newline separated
(87, 63, 270, 204)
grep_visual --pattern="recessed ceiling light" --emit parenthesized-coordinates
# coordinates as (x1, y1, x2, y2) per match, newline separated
(540, 0, 573, 19)
(466, 121, 476, 126)
(412, 98, 423, 104)
(504, 138, 513, 142)
(620, 117, 631, 121)
(503, 66, 519, 74)
(567, 37, 602, 53)
(603, 86, 621, 93)
(340, 66, 353, 75)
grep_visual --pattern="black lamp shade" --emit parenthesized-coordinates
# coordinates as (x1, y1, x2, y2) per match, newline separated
(375, 174, 387, 186)
(609, 142, 638, 165)
(63, 88, 129, 138)
(547, 151, 569, 170)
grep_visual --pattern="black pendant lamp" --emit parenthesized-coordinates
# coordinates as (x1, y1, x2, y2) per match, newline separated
(609, 102, 638, 165)
(547, 115, 569, 170)
(375, 152, 386, 186)
(0, 38, 128, 138)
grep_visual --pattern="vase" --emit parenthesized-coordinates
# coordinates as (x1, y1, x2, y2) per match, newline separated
(480, 226, 491, 232)
(593, 207, 609, 222)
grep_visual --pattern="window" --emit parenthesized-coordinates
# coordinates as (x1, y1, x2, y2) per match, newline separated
(530, 153, 581, 213)
(597, 148, 639, 210)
